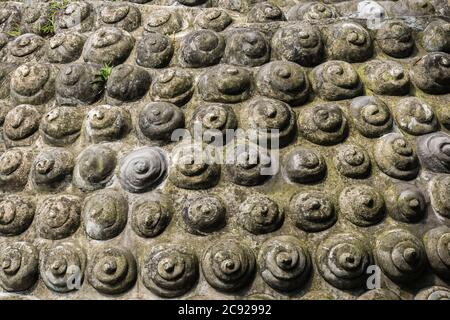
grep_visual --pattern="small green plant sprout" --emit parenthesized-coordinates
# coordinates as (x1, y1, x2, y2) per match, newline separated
(40, 0, 71, 35)
(7, 27, 21, 38)
(92, 63, 113, 86)
(41, 17, 56, 35)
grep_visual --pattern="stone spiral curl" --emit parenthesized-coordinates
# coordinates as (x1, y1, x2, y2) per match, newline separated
(151, 68, 193, 106)
(238, 195, 284, 235)
(0, 148, 33, 191)
(298, 104, 348, 146)
(423, 226, 450, 280)
(0, 242, 38, 292)
(247, 97, 296, 148)
(258, 236, 311, 292)
(194, 9, 231, 32)
(201, 239, 256, 292)
(74, 145, 117, 192)
(284, 147, 326, 183)
(374, 133, 419, 180)
(84, 105, 131, 143)
(118, 147, 168, 193)
(131, 194, 172, 238)
(333, 144, 371, 178)
(385, 183, 426, 223)
(394, 97, 438, 136)
(39, 242, 86, 293)
(411, 52, 450, 94)
(310, 60, 362, 101)
(288, 191, 337, 232)
(417, 132, 450, 173)
(224, 142, 272, 186)
(350, 96, 393, 138)
(169, 143, 220, 190)
(415, 286, 450, 300)
(141, 244, 199, 298)
(36, 195, 81, 240)
(87, 246, 137, 295)
(138, 102, 184, 143)
(0, 195, 35, 236)
(4, 104, 41, 147)
(255, 61, 310, 106)
(324, 22, 373, 63)
(197, 64, 252, 103)
(429, 174, 450, 219)
(83, 189, 128, 241)
(375, 228, 427, 283)
(316, 233, 373, 290)
(183, 196, 226, 236)
(339, 184, 385, 227)
(180, 30, 225, 68)
(31, 148, 74, 192)
(39, 107, 83, 146)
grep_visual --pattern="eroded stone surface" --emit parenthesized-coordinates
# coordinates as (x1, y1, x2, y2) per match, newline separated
(0, 0, 448, 301)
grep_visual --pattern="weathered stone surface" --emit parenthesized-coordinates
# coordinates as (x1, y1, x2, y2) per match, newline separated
(31, 147, 74, 192)
(374, 228, 427, 283)
(0, 0, 449, 301)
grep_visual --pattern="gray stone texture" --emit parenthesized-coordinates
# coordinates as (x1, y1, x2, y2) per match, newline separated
(0, 0, 449, 300)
